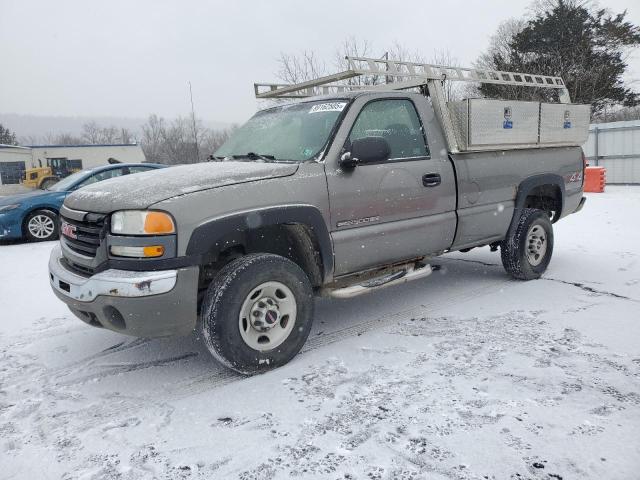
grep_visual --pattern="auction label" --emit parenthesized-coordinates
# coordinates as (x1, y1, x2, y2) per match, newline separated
(309, 102, 347, 114)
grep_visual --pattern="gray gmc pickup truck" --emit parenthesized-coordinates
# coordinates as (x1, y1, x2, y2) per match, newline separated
(49, 71, 588, 373)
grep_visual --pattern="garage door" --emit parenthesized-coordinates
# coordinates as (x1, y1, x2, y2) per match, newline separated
(0, 161, 26, 185)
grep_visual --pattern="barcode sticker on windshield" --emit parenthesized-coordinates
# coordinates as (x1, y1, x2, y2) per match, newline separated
(309, 102, 347, 114)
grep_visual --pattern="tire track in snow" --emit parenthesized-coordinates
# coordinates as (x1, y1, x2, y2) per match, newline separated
(443, 257, 639, 302)
(170, 276, 516, 398)
(541, 277, 640, 302)
(58, 352, 199, 386)
(302, 277, 514, 352)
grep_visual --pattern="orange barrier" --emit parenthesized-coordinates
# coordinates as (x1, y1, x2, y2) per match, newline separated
(584, 166, 606, 193)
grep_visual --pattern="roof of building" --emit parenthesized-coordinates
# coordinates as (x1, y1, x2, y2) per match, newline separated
(27, 143, 140, 149)
(0, 144, 32, 150)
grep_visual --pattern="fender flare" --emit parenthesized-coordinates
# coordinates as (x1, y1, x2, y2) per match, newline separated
(185, 205, 334, 282)
(511, 174, 565, 228)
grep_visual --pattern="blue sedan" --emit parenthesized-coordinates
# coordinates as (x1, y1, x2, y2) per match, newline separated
(0, 163, 166, 242)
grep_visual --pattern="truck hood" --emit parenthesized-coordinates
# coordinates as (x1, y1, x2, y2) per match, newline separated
(64, 161, 300, 213)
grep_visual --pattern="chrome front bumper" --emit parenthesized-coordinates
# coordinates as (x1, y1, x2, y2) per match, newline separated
(48, 244, 177, 302)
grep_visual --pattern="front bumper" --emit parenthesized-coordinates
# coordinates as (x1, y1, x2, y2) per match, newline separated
(0, 210, 23, 239)
(49, 244, 199, 337)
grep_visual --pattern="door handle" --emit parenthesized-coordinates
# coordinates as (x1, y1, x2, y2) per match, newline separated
(422, 173, 441, 187)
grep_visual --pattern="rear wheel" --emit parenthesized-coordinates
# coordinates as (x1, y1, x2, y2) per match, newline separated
(200, 253, 314, 375)
(500, 208, 553, 280)
(24, 210, 58, 241)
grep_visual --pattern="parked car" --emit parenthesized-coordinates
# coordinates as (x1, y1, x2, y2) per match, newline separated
(0, 163, 165, 241)
(49, 58, 589, 375)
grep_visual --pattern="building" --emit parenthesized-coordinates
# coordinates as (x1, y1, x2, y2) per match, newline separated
(583, 120, 640, 184)
(0, 145, 33, 185)
(0, 143, 146, 185)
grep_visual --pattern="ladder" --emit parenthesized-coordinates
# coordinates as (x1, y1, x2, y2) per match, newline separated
(255, 56, 571, 102)
(254, 56, 573, 153)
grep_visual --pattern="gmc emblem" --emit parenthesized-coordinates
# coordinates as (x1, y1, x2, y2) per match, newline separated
(61, 222, 77, 240)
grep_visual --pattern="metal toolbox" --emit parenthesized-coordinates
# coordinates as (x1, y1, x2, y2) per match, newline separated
(448, 99, 590, 151)
(539, 103, 591, 145)
(449, 99, 540, 150)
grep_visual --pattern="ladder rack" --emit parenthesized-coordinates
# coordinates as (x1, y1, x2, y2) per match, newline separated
(254, 56, 579, 153)
(254, 56, 571, 103)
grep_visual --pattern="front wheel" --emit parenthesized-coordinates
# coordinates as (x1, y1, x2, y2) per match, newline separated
(500, 208, 554, 280)
(200, 253, 314, 375)
(24, 209, 59, 241)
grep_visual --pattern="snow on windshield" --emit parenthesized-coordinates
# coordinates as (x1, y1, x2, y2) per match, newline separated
(215, 100, 348, 162)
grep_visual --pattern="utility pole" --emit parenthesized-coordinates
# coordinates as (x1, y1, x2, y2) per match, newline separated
(188, 81, 200, 163)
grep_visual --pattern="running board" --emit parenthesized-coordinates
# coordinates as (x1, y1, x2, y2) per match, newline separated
(323, 263, 433, 299)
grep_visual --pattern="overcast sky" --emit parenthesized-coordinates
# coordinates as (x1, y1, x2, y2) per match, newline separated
(1, 0, 639, 125)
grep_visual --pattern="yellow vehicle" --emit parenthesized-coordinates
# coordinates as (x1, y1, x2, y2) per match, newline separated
(23, 158, 82, 189)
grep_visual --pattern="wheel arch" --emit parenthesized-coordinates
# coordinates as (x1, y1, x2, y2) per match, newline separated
(514, 174, 565, 225)
(186, 205, 334, 286)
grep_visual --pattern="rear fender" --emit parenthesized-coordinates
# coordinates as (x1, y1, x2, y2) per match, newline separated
(511, 174, 565, 228)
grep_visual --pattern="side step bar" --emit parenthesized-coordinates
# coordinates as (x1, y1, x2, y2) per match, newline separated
(323, 263, 433, 299)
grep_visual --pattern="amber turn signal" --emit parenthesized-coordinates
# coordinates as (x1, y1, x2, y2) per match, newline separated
(144, 212, 175, 234)
(143, 245, 165, 257)
(110, 245, 165, 258)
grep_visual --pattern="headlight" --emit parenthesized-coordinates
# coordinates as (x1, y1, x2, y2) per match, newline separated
(111, 211, 175, 235)
(0, 204, 21, 213)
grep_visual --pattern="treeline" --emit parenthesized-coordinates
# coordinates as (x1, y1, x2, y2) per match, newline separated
(276, 1, 639, 118)
(17, 117, 236, 165)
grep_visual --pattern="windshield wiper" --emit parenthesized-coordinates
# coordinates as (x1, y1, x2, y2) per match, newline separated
(230, 152, 277, 162)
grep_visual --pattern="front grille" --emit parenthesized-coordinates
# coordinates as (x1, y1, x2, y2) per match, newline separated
(60, 214, 106, 258)
(61, 256, 95, 276)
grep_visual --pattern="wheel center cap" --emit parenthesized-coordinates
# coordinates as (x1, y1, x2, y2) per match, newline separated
(249, 297, 280, 331)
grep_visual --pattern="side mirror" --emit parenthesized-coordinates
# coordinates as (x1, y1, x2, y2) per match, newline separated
(340, 136, 391, 169)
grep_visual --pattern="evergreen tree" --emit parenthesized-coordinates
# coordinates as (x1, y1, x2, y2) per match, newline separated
(0, 124, 18, 145)
(479, 1, 640, 114)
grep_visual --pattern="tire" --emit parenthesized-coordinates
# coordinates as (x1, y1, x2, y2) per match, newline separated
(24, 209, 59, 242)
(200, 253, 314, 375)
(500, 208, 554, 280)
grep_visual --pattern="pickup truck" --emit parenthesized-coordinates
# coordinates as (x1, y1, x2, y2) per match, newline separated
(49, 62, 588, 374)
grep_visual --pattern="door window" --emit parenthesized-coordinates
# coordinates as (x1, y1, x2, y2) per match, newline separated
(127, 166, 156, 174)
(347, 99, 429, 160)
(76, 168, 124, 188)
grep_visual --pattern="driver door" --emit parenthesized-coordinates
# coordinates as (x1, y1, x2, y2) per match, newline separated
(326, 96, 457, 276)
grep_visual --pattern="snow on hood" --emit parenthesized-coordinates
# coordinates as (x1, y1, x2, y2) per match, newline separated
(64, 161, 299, 213)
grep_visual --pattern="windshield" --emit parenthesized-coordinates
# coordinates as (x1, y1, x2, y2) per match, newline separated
(215, 100, 349, 162)
(48, 170, 90, 191)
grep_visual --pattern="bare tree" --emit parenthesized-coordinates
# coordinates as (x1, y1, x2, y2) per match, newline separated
(140, 114, 234, 165)
(140, 115, 166, 163)
(81, 122, 133, 145)
(200, 125, 237, 156)
(45, 132, 84, 145)
(81, 121, 102, 144)
(119, 128, 135, 144)
(276, 51, 326, 84)
(429, 49, 465, 101)
(276, 38, 468, 98)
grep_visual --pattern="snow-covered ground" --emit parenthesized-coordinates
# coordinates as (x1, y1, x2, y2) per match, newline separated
(1, 186, 639, 480)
